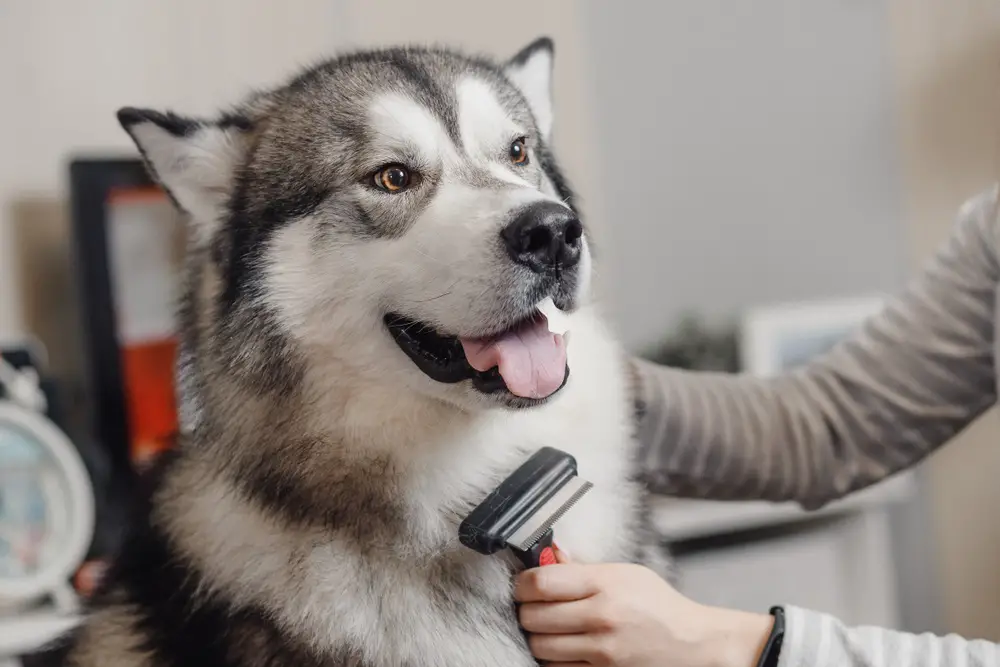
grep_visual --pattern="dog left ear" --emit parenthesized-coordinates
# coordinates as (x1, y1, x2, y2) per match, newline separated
(504, 37, 555, 141)
(117, 107, 253, 245)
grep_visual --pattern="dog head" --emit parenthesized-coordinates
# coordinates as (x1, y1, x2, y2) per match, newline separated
(119, 38, 591, 413)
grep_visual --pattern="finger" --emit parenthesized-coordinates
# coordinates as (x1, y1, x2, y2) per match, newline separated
(513, 564, 600, 603)
(527, 633, 596, 663)
(519, 599, 602, 634)
(552, 541, 572, 563)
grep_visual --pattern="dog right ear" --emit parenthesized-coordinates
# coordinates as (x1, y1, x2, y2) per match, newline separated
(117, 107, 252, 243)
(504, 37, 555, 142)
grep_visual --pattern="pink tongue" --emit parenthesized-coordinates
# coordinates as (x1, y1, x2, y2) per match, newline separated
(460, 317, 567, 399)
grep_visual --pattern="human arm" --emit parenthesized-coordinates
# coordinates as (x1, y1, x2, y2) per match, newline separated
(631, 187, 1000, 508)
(776, 605, 1000, 667)
(515, 561, 1000, 667)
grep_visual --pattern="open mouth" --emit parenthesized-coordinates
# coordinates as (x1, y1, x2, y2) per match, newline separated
(384, 305, 569, 402)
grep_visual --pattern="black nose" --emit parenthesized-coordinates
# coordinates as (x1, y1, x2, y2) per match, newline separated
(501, 202, 584, 274)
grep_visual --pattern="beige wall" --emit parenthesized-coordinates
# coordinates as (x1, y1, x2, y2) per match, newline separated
(0, 0, 339, 365)
(887, 0, 1000, 639)
(0, 0, 341, 435)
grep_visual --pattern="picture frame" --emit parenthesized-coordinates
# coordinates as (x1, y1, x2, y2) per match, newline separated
(68, 157, 183, 486)
(739, 294, 888, 376)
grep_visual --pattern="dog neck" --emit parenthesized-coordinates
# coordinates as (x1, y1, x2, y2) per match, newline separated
(179, 355, 533, 545)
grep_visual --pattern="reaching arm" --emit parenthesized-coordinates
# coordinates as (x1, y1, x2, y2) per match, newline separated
(630, 186, 1000, 508)
(778, 605, 1000, 667)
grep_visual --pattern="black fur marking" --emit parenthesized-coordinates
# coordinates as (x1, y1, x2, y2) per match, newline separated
(507, 36, 554, 68)
(229, 444, 405, 540)
(117, 107, 203, 136)
(534, 138, 576, 213)
(85, 453, 356, 667)
(218, 169, 330, 312)
(218, 111, 254, 132)
(384, 52, 463, 148)
(176, 249, 204, 343)
(216, 298, 306, 397)
(211, 230, 230, 268)
(353, 202, 377, 234)
(118, 107, 252, 136)
(19, 627, 79, 666)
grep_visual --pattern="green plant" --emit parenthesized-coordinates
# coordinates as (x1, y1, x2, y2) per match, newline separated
(641, 313, 740, 372)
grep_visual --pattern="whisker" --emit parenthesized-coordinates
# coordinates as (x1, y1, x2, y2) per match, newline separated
(413, 244, 448, 265)
(414, 290, 453, 304)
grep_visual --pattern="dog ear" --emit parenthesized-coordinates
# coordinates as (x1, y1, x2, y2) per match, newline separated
(504, 37, 555, 141)
(116, 107, 252, 244)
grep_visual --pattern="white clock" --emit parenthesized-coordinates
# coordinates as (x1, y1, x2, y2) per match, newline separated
(0, 357, 94, 658)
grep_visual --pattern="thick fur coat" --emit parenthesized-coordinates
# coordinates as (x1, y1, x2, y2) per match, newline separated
(37, 38, 669, 667)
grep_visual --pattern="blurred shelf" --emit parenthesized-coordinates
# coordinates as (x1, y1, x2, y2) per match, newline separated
(654, 475, 916, 629)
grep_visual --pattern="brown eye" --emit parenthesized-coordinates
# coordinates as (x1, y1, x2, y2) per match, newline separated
(509, 137, 528, 165)
(374, 165, 411, 192)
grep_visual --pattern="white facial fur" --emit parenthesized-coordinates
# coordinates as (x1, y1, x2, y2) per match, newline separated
(122, 46, 582, 411)
(257, 77, 589, 408)
(456, 78, 532, 188)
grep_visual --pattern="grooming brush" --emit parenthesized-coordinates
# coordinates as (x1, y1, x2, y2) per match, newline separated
(459, 446, 592, 569)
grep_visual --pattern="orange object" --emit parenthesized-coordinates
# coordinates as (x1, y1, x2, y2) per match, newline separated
(74, 560, 109, 597)
(538, 546, 557, 566)
(120, 338, 179, 463)
(105, 186, 183, 466)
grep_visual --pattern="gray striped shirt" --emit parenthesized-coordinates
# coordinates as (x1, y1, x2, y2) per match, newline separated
(631, 185, 1000, 665)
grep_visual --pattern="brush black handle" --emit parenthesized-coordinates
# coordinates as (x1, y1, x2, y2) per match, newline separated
(460, 447, 579, 556)
(511, 529, 556, 569)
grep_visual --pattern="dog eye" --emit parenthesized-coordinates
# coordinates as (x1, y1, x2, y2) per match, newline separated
(373, 165, 411, 192)
(509, 138, 528, 165)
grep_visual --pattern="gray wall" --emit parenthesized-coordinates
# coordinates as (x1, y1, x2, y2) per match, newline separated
(577, 1, 941, 633)
(579, 0, 907, 351)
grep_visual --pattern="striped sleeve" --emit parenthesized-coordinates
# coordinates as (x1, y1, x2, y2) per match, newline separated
(630, 186, 1000, 509)
(779, 606, 1000, 667)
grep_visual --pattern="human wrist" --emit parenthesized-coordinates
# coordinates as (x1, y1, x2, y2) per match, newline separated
(698, 605, 775, 667)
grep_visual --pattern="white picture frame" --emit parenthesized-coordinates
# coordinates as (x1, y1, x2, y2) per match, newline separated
(740, 294, 888, 376)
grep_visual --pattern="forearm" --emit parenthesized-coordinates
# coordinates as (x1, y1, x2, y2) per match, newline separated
(778, 606, 1000, 667)
(631, 187, 999, 508)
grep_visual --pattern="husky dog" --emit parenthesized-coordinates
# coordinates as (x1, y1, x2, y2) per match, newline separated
(46, 37, 669, 667)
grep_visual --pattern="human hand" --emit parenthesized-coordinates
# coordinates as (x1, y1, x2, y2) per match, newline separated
(514, 552, 773, 667)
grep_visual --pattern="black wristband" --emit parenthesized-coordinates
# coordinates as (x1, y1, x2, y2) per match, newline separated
(755, 606, 785, 667)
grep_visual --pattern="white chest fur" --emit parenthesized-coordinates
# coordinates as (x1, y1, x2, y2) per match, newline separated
(404, 305, 639, 565)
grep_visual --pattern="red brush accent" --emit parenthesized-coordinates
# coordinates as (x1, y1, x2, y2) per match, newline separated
(538, 546, 557, 566)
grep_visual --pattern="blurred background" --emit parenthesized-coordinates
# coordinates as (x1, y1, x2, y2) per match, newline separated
(2, 0, 1000, 653)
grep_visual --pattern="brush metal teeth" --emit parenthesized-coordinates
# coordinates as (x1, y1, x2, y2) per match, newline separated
(508, 477, 593, 551)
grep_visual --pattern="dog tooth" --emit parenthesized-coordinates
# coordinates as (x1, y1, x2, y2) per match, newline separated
(537, 297, 570, 336)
